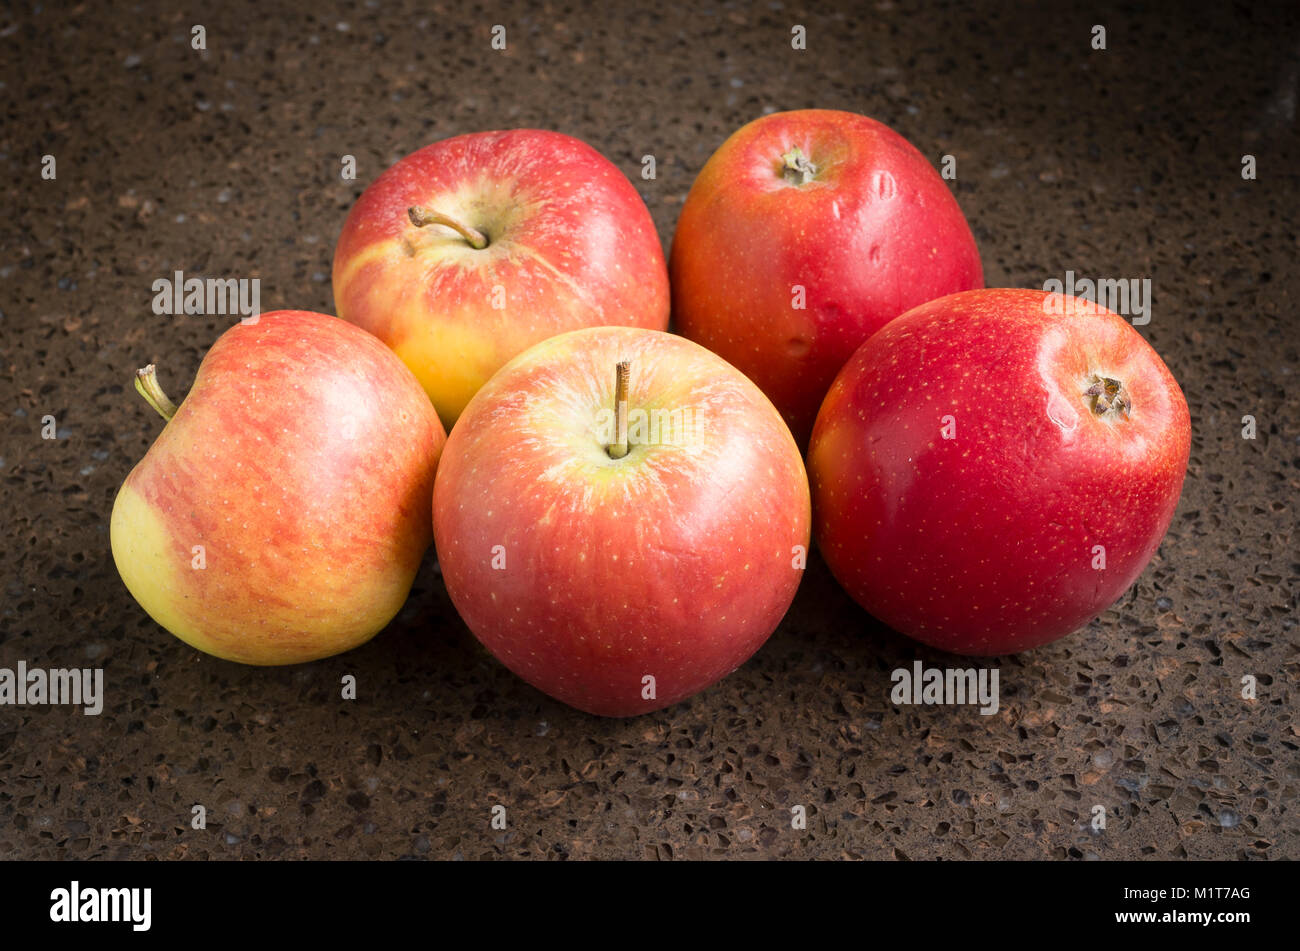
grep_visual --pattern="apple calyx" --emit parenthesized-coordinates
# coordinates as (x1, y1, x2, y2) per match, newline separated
(134, 364, 179, 422)
(607, 360, 631, 460)
(1083, 374, 1131, 419)
(780, 147, 817, 186)
(407, 206, 489, 250)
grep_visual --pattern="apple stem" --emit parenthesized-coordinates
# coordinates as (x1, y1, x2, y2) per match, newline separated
(134, 365, 178, 422)
(407, 206, 489, 250)
(608, 360, 631, 460)
(1083, 374, 1131, 419)
(781, 146, 817, 185)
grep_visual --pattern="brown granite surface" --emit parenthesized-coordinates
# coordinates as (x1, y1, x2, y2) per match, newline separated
(1, 0, 1296, 860)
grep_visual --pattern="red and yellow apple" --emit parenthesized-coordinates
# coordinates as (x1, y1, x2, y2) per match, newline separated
(432, 326, 811, 716)
(110, 310, 446, 665)
(671, 108, 983, 447)
(333, 129, 670, 430)
(809, 288, 1191, 655)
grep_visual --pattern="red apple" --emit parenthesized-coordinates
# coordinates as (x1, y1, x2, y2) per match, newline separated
(111, 311, 446, 665)
(808, 288, 1190, 655)
(671, 108, 983, 447)
(433, 326, 811, 716)
(332, 129, 670, 430)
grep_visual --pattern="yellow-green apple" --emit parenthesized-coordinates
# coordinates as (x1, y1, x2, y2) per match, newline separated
(332, 129, 670, 430)
(432, 326, 810, 716)
(671, 108, 983, 447)
(110, 310, 446, 665)
(808, 288, 1191, 655)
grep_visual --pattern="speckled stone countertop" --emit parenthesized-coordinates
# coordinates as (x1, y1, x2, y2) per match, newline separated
(1, 0, 1296, 860)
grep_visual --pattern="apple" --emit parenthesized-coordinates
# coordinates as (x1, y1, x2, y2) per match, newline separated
(110, 310, 446, 665)
(332, 129, 670, 431)
(432, 326, 810, 716)
(808, 288, 1190, 655)
(670, 108, 983, 447)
